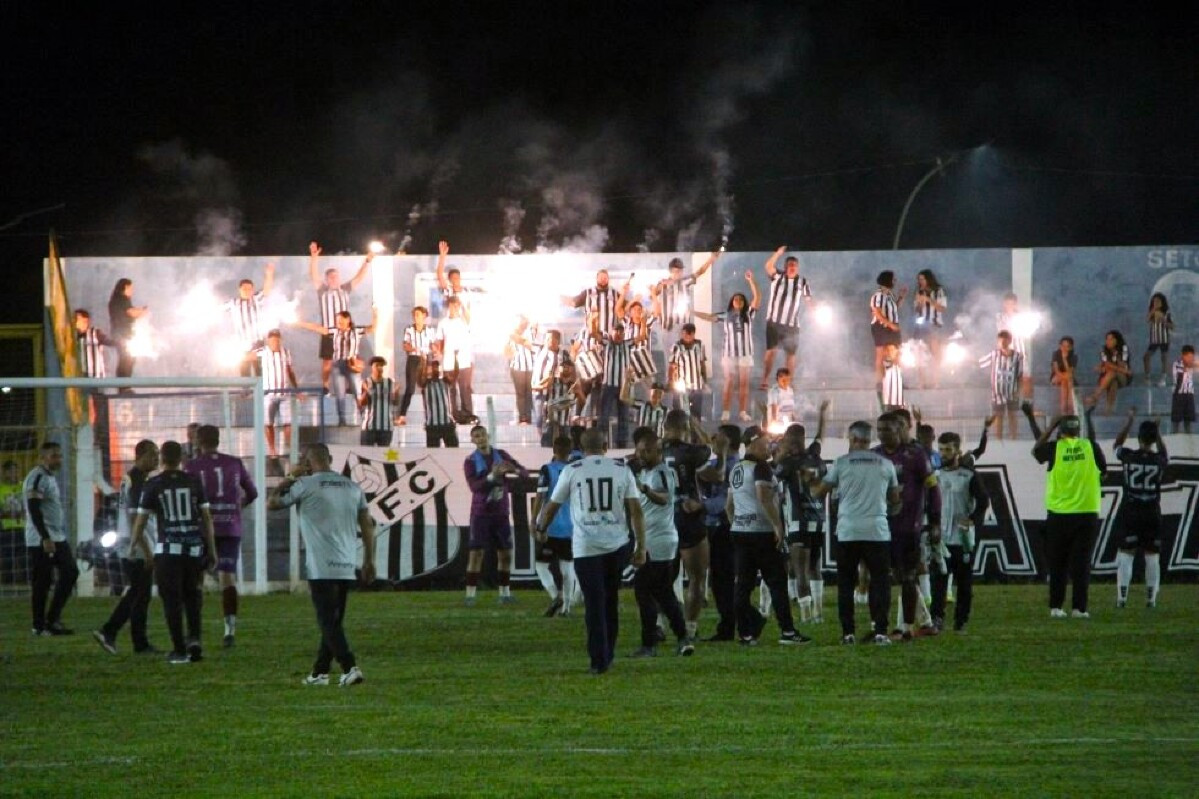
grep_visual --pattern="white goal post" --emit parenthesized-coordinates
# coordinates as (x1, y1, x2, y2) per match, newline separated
(0, 376, 275, 596)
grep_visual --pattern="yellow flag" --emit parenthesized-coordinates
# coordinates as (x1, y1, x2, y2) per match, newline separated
(47, 232, 85, 425)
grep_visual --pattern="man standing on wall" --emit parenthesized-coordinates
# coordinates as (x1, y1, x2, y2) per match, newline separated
(308, 241, 374, 392)
(759, 247, 812, 391)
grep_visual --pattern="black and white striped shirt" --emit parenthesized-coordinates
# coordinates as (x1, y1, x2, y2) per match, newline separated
(1101, 344, 1130, 372)
(360, 377, 395, 432)
(624, 313, 657, 350)
(546, 378, 574, 426)
(871, 289, 899, 328)
(670, 340, 707, 390)
(979, 349, 1023, 404)
(509, 335, 537, 372)
(881, 359, 904, 407)
(914, 287, 947, 328)
(602, 336, 632, 388)
(317, 286, 351, 331)
(1149, 312, 1173, 346)
(226, 292, 265, 347)
(403, 325, 434, 357)
(1173, 359, 1194, 395)
(77, 328, 111, 378)
(258, 347, 293, 393)
(723, 308, 756, 358)
(423, 379, 452, 426)
(331, 326, 367, 361)
(766, 274, 811, 327)
(532, 347, 560, 394)
(578, 286, 621, 334)
(634, 401, 667, 437)
(661, 275, 697, 331)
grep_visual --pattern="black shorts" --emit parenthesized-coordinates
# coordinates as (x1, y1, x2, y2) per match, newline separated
(1117, 502, 1162, 552)
(535, 537, 574, 563)
(1171, 393, 1195, 423)
(871, 325, 901, 348)
(677, 512, 708, 550)
(319, 333, 334, 360)
(765, 321, 799, 355)
(890, 532, 920, 572)
(359, 429, 392, 446)
(786, 519, 823, 549)
(1146, 343, 1169, 354)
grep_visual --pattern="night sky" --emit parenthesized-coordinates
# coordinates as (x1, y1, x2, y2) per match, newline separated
(4, 2, 1196, 323)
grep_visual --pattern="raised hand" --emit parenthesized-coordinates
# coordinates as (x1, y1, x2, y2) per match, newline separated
(309, 241, 321, 257)
(439, 240, 450, 257)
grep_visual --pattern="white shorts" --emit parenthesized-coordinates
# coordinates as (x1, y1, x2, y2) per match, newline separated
(265, 394, 291, 425)
(723, 355, 754, 369)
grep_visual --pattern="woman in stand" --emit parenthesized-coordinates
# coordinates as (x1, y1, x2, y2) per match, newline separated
(107, 278, 147, 383)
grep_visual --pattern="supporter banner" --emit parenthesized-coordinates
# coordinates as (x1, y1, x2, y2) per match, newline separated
(329, 439, 1199, 588)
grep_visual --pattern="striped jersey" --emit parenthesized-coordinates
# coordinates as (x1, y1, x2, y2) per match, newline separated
(723, 308, 756, 358)
(670, 340, 707, 390)
(316, 285, 351, 331)
(360, 377, 396, 432)
(914, 287, 947, 327)
(766, 274, 811, 327)
(881, 358, 904, 408)
(661, 274, 698, 331)
(137, 470, 210, 547)
(1101, 344, 1130, 372)
(509, 334, 537, 372)
(870, 288, 899, 328)
(979, 348, 1024, 403)
(633, 401, 667, 437)
(1173, 359, 1194, 395)
(331, 326, 367, 361)
(258, 346, 293, 392)
(184, 452, 256, 538)
(422, 378, 452, 426)
(1148, 311, 1172, 346)
(624, 313, 657, 349)
(225, 292, 266, 347)
(577, 286, 621, 334)
(532, 347, 560, 393)
(545, 377, 575, 426)
(601, 335, 631, 387)
(77, 327, 111, 378)
(403, 324, 434, 357)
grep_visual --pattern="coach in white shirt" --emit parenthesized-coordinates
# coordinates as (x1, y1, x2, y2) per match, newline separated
(270, 443, 377, 687)
(535, 428, 647, 674)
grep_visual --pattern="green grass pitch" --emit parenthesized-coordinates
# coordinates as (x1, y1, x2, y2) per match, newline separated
(1, 585, 1196, 798)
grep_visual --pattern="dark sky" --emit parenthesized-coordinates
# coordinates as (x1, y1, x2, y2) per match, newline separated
(4, 2, 1197, 323)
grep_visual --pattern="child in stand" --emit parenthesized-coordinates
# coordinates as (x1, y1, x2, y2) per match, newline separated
(1143, 292, 1173, 385)
(1050, 336, 1078, 416)
(879, 342, 904, 412)
(767, 368, 798, 432)
(1171, 345, 1196, 434)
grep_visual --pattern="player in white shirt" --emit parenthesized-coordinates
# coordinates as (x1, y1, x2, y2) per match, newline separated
(269, 443, 377, 687)
(536, 429, 647, 675)
(629, 430, 695, 657)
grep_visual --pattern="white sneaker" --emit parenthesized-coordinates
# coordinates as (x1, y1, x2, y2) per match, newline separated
(303, 673, 330, 686)
(739, 411, 753, 422)
(339, 666, 365, 687)
(1049, 608, 1067, 618)
(720, 410, 730, 422)
(1070, 609, 1090, 619)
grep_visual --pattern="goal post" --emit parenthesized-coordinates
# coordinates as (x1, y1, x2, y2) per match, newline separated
(0, 376, 276, 597)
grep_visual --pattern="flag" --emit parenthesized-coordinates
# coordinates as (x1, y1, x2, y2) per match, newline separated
(46, 232, 85, 425)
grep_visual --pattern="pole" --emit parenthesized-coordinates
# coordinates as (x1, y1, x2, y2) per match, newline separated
(893, 153, 960, 250)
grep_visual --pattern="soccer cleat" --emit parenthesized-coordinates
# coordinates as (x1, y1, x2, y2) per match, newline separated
(45, 622, 74, 636)
(222, 634, 235, 648)
(914, 625, 939, 638)
(339, 666, 365, 687)
(544, 597, 564, 617)
(559, 606, 572, 617)
(302, 673, 330, 686)
(1070, 609, 1090, 619)
(31, 628, 47, 637)
(676, 639, 695, 656)
(1116, 599, 1126, 609)
(135, 644, 162, 655)
(1049, 608, 1068, 618)
(778, 630, 812, 646)
(1146, 599, 1157, 609)
(630, 646, 657, 658)
(738, 636, 759, 647)
(952, 623, 966, 633)
(499, 595, 517, 605)
(464, 596, 477, 607)
(889, 629, 913, 643)
(840, 634, 856, 645)
(92, 630, 118, 655)
(704, 632, 735, 642)
(167, 651, 191, 665)
(871, 633, 893, 646)
(187, 641, 203, 662)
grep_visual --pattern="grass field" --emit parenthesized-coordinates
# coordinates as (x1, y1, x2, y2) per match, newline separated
(1, 584, 1196, 798)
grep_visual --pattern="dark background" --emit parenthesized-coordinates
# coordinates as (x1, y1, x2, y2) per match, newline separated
(4, 2, 1197, 324)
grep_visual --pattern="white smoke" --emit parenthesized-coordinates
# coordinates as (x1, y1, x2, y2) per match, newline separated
(497, 199, 526, 254)
(138, 139, 246, 256)
(194, 208, 247, 257)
